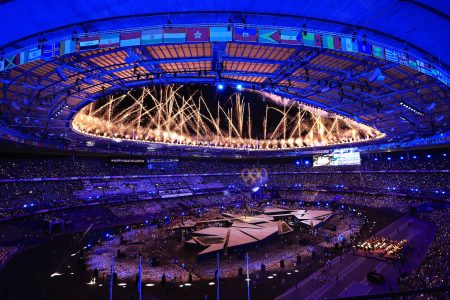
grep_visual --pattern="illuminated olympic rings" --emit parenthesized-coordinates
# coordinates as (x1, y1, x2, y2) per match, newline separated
(240, 167, 268, 186)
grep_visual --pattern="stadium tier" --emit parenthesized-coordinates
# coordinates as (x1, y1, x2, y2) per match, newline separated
(0, 2, 449, 300)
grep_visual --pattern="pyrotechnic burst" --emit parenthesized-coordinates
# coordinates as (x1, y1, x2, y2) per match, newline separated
(72, 85, 384, 150)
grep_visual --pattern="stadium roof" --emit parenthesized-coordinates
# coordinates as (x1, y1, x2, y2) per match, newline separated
(0, 0, 449, 156)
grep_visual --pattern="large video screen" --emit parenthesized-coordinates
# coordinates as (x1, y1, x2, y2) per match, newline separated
(313, 154, 334, 166)
(313, 148, 361, 166)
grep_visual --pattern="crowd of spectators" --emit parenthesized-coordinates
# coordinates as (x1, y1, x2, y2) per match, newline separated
(0, 150, 447, 222)
(0, 150, 447, 180)
(405, 209, 450, 291)
(0, 246, 19, 269)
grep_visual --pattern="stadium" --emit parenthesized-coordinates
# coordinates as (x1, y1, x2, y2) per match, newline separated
(0, 1, 448, 299)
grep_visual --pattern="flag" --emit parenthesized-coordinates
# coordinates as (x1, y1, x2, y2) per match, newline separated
(357, 41, 372, 55)
(416, 59, 432, 75)
(341, 37, 358, 52)
(186, 28, 209, 42)
(163, 28, 186, 43)
(27, 47, 42, 61)
(99, 33, 120, 48)
(372, 45, 385, 59)
(322, 35, 341, 50)
(79, 36, 100, 50)
(398, 52, 409, 66)
(13, 52, 27, 65)
(431, 67, 441, 78)
(60, 39, 76, 55)
(385, 49, 398, 62)
(280, 30, 301, 45)
(408, 59, 417, 69)
(234, 27, 257, 42)
(43, 42, 60, 58)
(303, 33, 321, 47)
(210, 27, 232, 42)
(120, 32, 141, 47)
(258, 29, 280, 44)
(0, 59, 4, 71)
(141, 29, 163, 45)
(4, 54, 16, 69)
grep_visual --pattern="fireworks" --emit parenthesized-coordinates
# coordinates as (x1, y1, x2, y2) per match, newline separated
(72, 85, 384, 150)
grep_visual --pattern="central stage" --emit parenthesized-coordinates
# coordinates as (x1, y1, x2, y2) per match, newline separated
(185, 208, 333, 257)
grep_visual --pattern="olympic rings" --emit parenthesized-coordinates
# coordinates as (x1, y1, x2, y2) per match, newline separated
(240, 167, 268, 186)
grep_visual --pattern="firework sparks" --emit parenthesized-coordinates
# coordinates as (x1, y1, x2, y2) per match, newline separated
(72, 85, 384, 150)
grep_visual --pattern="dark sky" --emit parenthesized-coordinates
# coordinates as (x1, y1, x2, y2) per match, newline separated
(92, 85, 319, 139)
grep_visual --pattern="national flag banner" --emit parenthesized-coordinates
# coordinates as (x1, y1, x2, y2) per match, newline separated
(303, 33, 322, 47)
(416, 59, 424, 68)
(258, 29, 280, 44)
(60, 39, 76, 55)
(0, 59, 4, 71)
(422, 67, 432, 76)
(322, 35, 341, 50)
(385, 48, 398, 62)
(99, 33, 120, 48)
(210, 27, 232, 42)
(78, 36, 100, 50)
(408, 59, 417, 70)
(163, 28, 186, 43)
(4, 54, 16, 69)
(397, 52, 409, 67)
(234, 27, 257, 42)
(341, 37, 358, 52)
(357, 41, 372, 55)
(416, 59, 432, 75)
(141, 29, 163, 45)
(372, 45, 385, 59)
(186, 28, 210, 42)
(13, 51, 27, 65)
(27, 48, 42, 62)
(280, 30, 301, 45)
(43, 42, 60, 58)
(431, 67, 441, 78)
(120, 32, 141, 47)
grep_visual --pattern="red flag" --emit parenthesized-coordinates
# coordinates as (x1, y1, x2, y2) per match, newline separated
(186, 28, 210, 42)
(234, 28, 257, 42)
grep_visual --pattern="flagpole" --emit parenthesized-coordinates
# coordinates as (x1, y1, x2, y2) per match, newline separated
(138, 256, 142, 300)
(110, 255, 114, 300)
(216, 252, 220, 300)
(246, 253, 250, 300)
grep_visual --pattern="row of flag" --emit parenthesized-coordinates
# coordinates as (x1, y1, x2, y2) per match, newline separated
(0, 26, 448, 85)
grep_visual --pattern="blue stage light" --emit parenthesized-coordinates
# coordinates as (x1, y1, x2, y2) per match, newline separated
(400, 156, 404, 160)
(217, 84, 224, 90)
(426, 154, 431, 158)
(387, 157, 392, 161)
(304, 160, 310, 165)
(236, 84, 243, 91)
(413, 155, 417, 159)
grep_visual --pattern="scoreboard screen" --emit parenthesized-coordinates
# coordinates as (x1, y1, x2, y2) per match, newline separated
(313, 148, 361, 166)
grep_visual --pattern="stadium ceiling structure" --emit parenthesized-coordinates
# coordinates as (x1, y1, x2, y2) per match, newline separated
(0, 0, 449, 156)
